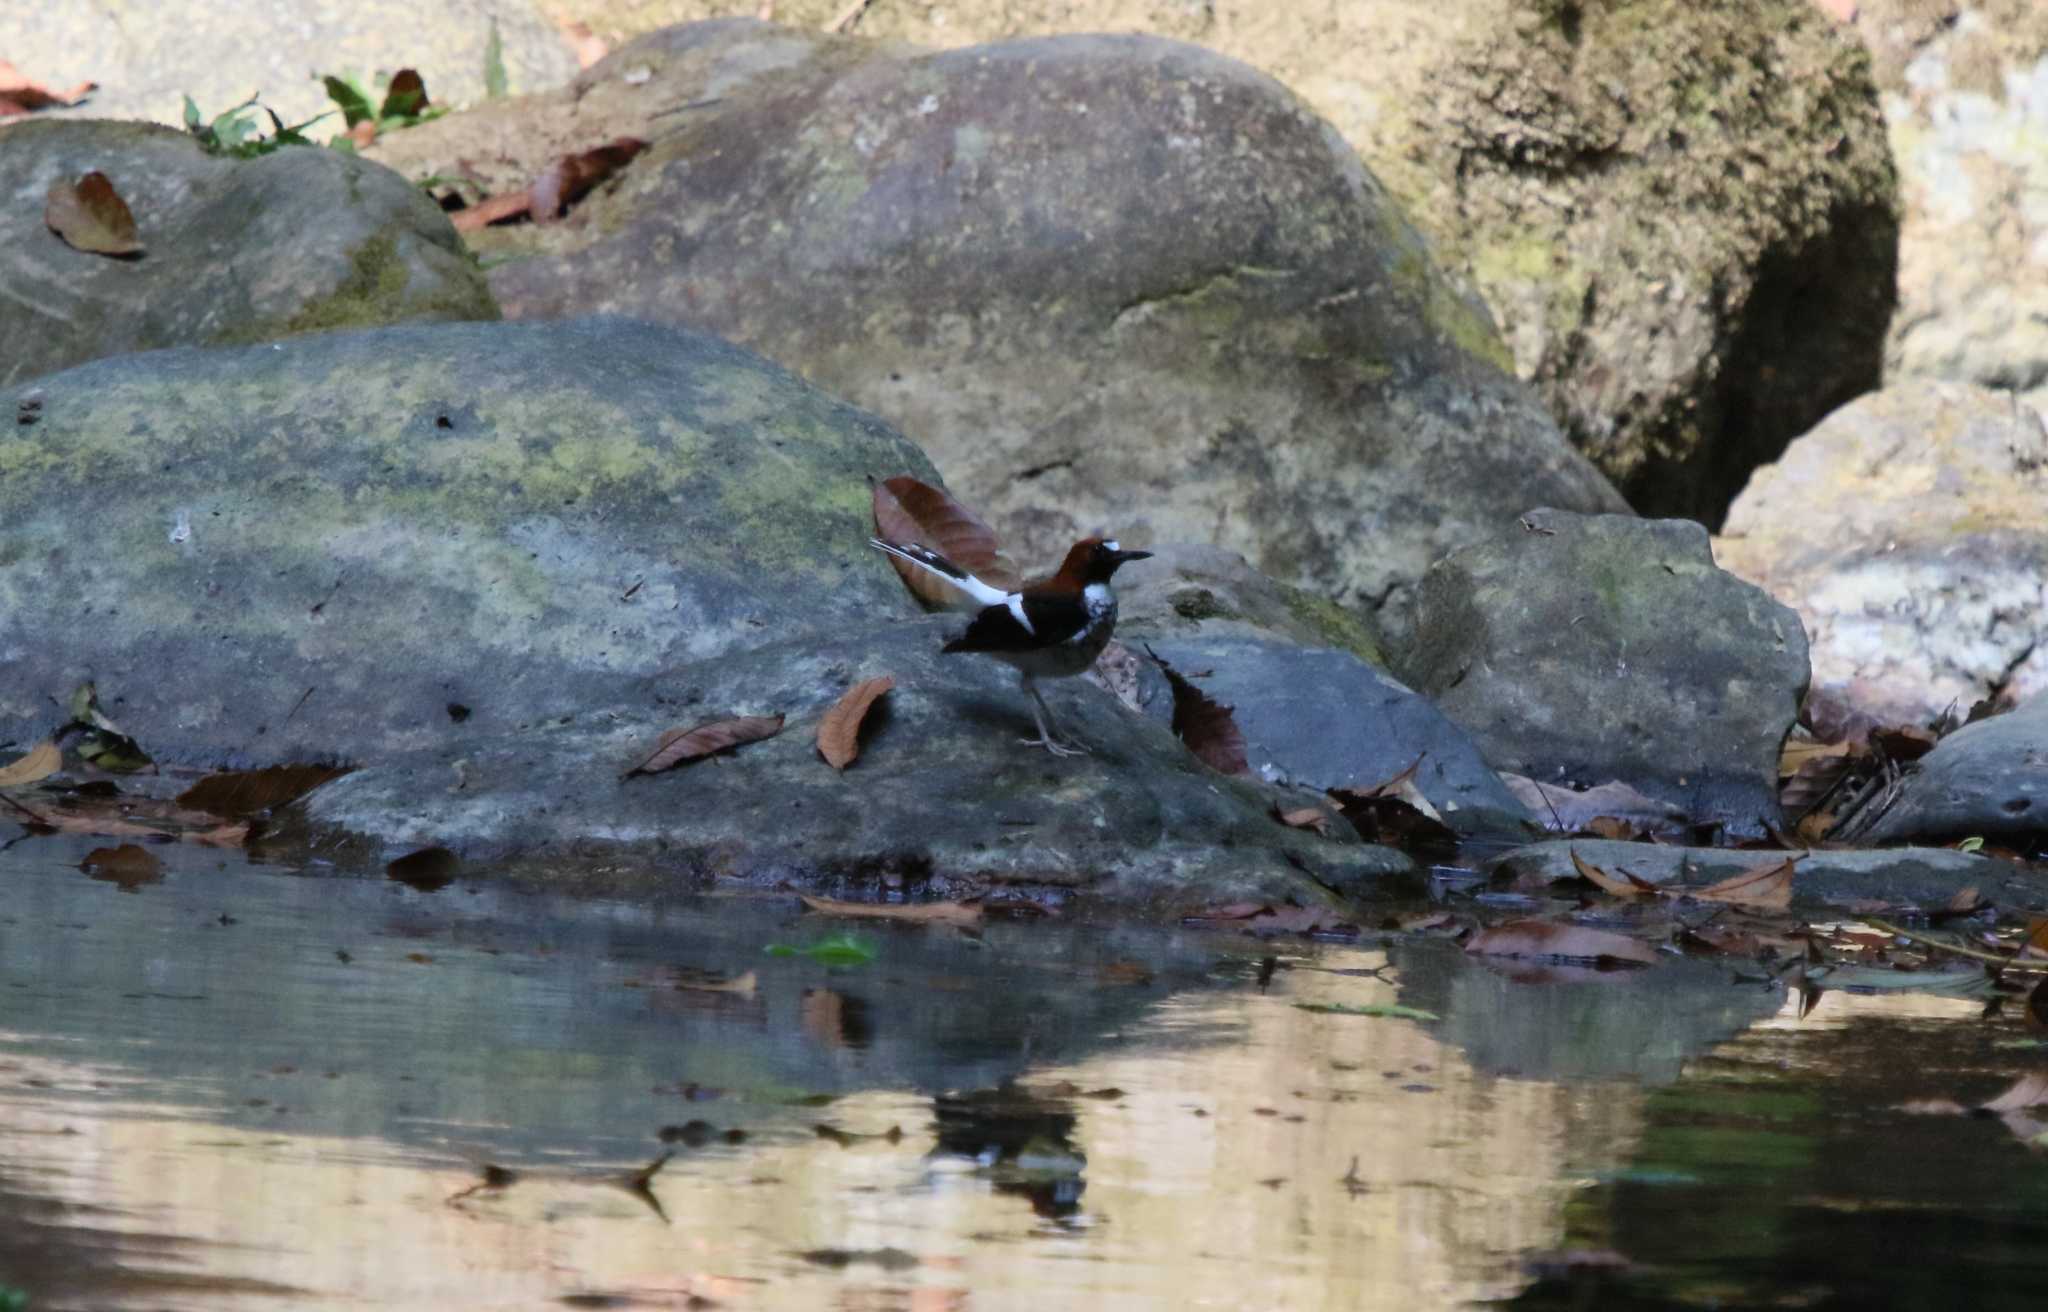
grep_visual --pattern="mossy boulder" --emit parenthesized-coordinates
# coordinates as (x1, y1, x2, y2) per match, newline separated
(0, 317, 1409, 910)
(371, 20, 1624, 640)
(1396, 508, 1810, 836)
(0, 119, 496, 385)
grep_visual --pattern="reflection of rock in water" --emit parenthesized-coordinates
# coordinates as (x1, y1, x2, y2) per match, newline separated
(1393, 940, 1786, 1084)
(933, 1085, 1088, 1219)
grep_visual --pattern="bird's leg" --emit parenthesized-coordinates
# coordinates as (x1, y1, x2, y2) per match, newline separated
(1021, 676, 1086, 756)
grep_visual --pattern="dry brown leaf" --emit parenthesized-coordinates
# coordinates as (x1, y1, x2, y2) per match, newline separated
(624, 714, 784, 777)
(1571, 848, 1659, 898)
(1464, 919, 1659, 966)
(1150, 649, 1247, 776)
(798, 893, 982, 929)
(2023, 917, 2048, 960)
(1082, 639, 1144, 712)
(346, 118, 379, 150)
(0, 61, 95, 116)
(1690, 857, 1798, 912)
(1981, 1072, 2048, 1114)
(1183, 903, 1359, 937)
(0, 740, 61, 788)
(817, 676, 894, 769)
(386, 846, 459, 891)
(674, 970, 758, 996)
(871, 475, 1020, 605)
(1502, 775, 1689, 835)
(1779, 736, 1857, 778)
(176, 763, 352, 817)
(45, 171, 141, 257)
(531, 137, 647, 222)
(451, 188, 534, 232)
(1946, 884, 1984, 914)
(559, 18, 611, 67)
(1273, 804, 1332, 836)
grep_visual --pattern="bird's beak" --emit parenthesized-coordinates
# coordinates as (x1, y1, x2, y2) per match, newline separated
(1116, 549, 1153, 563)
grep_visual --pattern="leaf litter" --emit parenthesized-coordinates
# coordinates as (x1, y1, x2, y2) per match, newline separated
(816, 676, 893, 769)
(870, 474, 1020, 604)
(623, 714, 784, 778)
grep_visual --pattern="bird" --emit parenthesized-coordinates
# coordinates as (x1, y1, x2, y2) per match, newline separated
(870, 534, 1152, 756)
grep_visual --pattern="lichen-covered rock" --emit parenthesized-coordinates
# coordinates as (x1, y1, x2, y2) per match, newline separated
(1716, 381, 2048, 726)
(509, 2, 1897, 525)
(1851, 0, 2048, 405)
(372, 21, 1624, 640)
(0, 120, 497, 386)
(1396, 508, 1810, 835)
(0, 317, 1408, 909)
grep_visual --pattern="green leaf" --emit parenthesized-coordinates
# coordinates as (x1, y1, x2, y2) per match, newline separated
(182, 94, 203, 132)
(1293, 1002, 1440, 1021)
(764, 933, 878, 966)
(322, 74, 375, 126)
(1958, 836, 1986, 853)
(483, 19, 508, 99)
(377, 69, 427, 120)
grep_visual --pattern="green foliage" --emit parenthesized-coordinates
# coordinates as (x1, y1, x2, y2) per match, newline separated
(483, 21, 509, 100)
(1293, 1002, 1440, 1020)
(318, 69, 447, 149)
(764, 933, 878, 966)
(181, 94, 331, 158)
(0, 1285, 28, 1311)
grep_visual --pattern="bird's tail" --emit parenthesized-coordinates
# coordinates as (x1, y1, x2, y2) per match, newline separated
(868, 537, 1011, 607)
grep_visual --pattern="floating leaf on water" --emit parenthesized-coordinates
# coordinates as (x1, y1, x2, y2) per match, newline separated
(1464, 918, 1658, 967)
(623, 714, 784, 778)
(871, 475, 1019, 605)
(386, 846, 459, 891)
(80, 843, 163, 892)
(1293, 1002, 1439, 1021)
(817, 675, 894, 769)
(764, 933, 878, 966)
(176, 763, 352, 817)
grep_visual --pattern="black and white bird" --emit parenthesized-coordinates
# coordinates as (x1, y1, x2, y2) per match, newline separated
(870, 535, 1152, 756)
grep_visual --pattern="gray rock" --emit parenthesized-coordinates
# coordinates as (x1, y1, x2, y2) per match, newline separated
(1717, 380, 2048, 726)
(301, 619, 1414, 911)
(0, 120, 496, 386)
(0, 0, 577, 131)
(1397, 508, 1810, 836)
(1858, 693, 2048, 848)
(376, 21, 1626, 640)
(1485, 838, 2040, 913)
(1115, 542, 1387, 667)
(0, 316, 1408, 909)
(1134, 636, 1536, 839)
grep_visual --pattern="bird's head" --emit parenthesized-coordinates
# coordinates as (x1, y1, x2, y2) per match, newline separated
(1054, 537, 1152, 587)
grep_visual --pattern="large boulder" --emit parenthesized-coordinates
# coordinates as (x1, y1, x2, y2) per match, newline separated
(0, 317, 1409, 910)
(1850, 0, 2048, 406)
(1854, 692, 2048, 849)
(0, 0, 577, 131)
(0, 120, 496, 385)
(518, 1, 1899, 524)
(1716, 381, 2048, 726)
(1395, 508, 1811, 835)
(369, 21, 1626, 640)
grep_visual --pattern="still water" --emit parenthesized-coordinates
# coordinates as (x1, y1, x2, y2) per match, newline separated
(1, 836, 2045, 1309)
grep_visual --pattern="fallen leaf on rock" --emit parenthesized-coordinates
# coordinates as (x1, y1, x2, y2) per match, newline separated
(798, 893, 982, 928)
(450, 188, 534, 232)
(623, 714, 784, 777)
(45, 172, 142, 257)
(1465, 919, 1658, 967)
(0, 61, 95, 117)
(1946, 885, 1985, 915)
(386, 846, 459, 891)
(1503, 775, 1688, 836)
(1779, 736, 1857, 778)
(1327, 786, 1457, 855)
(1273, 804, 1332, 836)
(176, 763, 352, 817)
(1689, 857, 1798, 912)
(871, 475, 1019, 604)
(1149, 648, 1247, 775)
(0, 740, 61, 788)
(817, 676, 893, 769)
(80, 843, 162, 892)
(1570, 848, 1660, 898)
(532, 137, 648, 223)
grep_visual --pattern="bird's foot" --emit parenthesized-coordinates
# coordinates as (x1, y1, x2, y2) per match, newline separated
(1021, 733, 1088, 757)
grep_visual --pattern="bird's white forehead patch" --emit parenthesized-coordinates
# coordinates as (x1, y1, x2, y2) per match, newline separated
(1102, 539, 1120, 552)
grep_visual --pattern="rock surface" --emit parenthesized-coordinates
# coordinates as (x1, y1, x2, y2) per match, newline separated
(523, 1, 1898, 525)
(0, 0, 577, 131)
(0, 120, 496, 386)
(1717, 381, 2048, 726)
(1856, 693, 2048, 848)
(372, 21, 1626, 640)
(1851, 0, 2048, 405)
(0, 317, 1409, 909)
(1397, 509, 1811, 836)
(1485, 838, 2040, 912)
